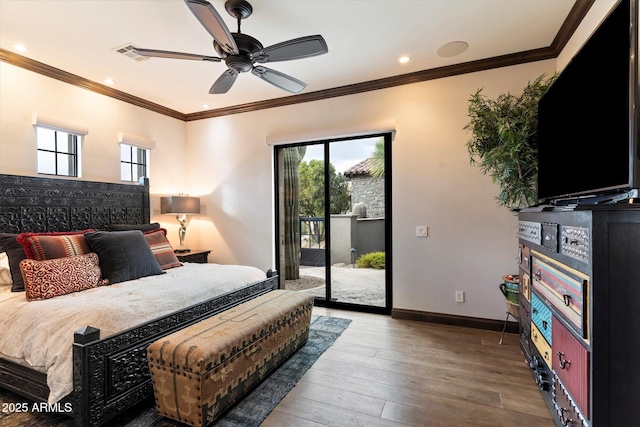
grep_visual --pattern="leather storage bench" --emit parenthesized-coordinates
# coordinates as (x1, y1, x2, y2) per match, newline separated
(147, 289, 314, 427)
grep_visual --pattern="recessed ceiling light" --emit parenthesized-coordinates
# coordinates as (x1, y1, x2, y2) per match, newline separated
(437, 41, 469, 58)
(104, 78, 115, 85)
(12, 44, 28, 52)
(202, 104, 210, 109)
(398, 56, 410, 64)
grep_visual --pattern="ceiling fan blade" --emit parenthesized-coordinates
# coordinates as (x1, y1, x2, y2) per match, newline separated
(251, 66, 307, 93)
(184, 0, 239, 55)
(252, 35, 328, 63)
(210, 69, 239, 94)
(134, 48, 222, 62)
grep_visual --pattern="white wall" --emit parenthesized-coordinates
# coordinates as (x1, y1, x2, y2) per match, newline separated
(1, 0, 610, 320)
(179, 0, 614, 321)
(0, 62, 188, 226)
(185, 59, 556, 320)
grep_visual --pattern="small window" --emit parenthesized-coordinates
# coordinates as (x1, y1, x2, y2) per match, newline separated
(36, 127, 81, 177)
(120, 144, 148, 182)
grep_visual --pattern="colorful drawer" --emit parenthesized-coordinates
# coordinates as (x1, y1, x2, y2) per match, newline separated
(520, 296, 531, 336)
(554, 373, 588, 427)
(531, 292, 552, 345)
(519, 296, 532, 359)
(531, 251, 589, 340)
(531, 323, 553, 369)
(520, 272, 531, 302)
(552, 316, 590, 420)
(518, 243, 531, 273)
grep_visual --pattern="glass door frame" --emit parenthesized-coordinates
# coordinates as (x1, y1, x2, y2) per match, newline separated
(273, 132, 392, 315)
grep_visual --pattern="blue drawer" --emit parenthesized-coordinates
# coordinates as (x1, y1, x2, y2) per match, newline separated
(531, 292, 552, 345)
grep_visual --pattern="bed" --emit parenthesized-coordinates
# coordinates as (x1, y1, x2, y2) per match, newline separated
(0, 174, 278, 426)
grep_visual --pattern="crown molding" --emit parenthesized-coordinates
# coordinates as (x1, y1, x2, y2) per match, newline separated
(0, 48, 186, 121)
(185, 47, 557, 121)
(1, 0, 593, 122)
(550, 0, 595, 54)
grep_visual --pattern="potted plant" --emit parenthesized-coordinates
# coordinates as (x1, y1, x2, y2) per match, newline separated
(464, 74, 557, 210)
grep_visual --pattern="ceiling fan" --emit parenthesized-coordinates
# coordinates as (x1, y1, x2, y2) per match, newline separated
(134, 0, 328, 94)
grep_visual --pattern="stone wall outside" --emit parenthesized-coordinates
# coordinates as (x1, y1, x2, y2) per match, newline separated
(350, 176, 385, 218)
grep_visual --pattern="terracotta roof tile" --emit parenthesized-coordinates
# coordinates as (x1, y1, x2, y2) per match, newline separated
(343, 158, 372, 178)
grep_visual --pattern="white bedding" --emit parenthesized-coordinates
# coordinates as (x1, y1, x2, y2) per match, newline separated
(0, 262, 266, 403)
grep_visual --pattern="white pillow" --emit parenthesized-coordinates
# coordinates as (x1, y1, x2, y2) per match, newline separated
(0, 252, 12, 286)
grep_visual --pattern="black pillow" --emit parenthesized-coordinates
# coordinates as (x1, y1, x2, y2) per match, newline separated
(109, 222, 161, 232)
(0, 233, 27, 292)
(84, 230, 163, 284)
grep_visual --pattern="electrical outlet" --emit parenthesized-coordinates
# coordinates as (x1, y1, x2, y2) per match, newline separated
(455, 291, 465, 303)
(416, 226, 428, 237)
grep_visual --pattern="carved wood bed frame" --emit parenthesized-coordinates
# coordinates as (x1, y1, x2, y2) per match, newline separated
(0, 174, 278, 426)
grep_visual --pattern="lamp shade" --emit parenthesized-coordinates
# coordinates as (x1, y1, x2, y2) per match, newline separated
(161, 196, 200, 214)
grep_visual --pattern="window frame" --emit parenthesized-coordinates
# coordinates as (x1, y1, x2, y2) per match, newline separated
(120, 143, 149, 182)
(36, 127, 81, 177)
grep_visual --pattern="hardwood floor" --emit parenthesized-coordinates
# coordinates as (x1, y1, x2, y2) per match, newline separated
(262, 307, 555, 427)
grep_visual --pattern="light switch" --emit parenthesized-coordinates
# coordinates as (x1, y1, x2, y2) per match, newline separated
(416, 226, 428, 237)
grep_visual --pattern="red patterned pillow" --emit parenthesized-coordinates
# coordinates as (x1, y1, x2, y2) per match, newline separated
(144, 228, 182, 270)
(17, 230, 94, 261)
(20, 252, 108, 301)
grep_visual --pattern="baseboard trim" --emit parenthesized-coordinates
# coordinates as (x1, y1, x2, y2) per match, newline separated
(391, 308, 519, 334)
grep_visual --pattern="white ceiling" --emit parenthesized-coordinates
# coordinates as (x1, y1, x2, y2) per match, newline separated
(1, 0, 583, 115)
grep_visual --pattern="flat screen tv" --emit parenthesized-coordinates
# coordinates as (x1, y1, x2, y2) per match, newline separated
(536, 0, 640, 204)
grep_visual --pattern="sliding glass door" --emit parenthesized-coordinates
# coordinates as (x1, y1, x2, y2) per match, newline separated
(275, 134, 392, 314)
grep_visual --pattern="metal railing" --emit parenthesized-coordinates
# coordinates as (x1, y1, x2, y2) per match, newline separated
(299, 217, 325, 249)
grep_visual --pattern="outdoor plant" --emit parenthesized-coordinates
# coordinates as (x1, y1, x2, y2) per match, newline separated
(464, 73, 557, 210)
(299, 159, 350, 217)
(356, 251, 385, 269)
(283, 146, 306, 280)
(369, 136, 385, 178)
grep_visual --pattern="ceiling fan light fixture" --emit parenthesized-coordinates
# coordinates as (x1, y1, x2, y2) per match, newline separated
(437, 41, 469, 58)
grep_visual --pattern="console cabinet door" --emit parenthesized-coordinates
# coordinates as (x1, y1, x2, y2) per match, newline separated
(553, 316, 590, 420)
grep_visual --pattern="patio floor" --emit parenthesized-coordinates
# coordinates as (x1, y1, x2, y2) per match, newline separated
(285, 265, 386, 307)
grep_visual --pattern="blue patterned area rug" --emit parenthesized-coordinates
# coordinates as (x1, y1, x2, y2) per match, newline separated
(0, 315, 351, 427)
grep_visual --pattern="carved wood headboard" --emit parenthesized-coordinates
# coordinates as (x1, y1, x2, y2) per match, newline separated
(0, 174, 150, 233)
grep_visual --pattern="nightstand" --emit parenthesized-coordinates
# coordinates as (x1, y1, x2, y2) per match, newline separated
(175, 249, 211, 264)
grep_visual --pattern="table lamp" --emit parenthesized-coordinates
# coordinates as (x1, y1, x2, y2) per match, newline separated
(160, 195, 200, 253)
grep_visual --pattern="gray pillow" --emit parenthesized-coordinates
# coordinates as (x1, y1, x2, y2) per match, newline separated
(84, 230, 163, 284)
(109, 222, 161, 232)
(0, 233, 26, 292)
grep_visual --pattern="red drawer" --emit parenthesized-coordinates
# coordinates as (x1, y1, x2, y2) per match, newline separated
(552, 316, 590, 419)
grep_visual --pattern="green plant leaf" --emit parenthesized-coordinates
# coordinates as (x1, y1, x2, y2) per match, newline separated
(464, 73, 557, 210)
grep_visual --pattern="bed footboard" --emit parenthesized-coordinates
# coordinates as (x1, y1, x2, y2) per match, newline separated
(0, 358, 49, 403)
(70, 274, 278, 427)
